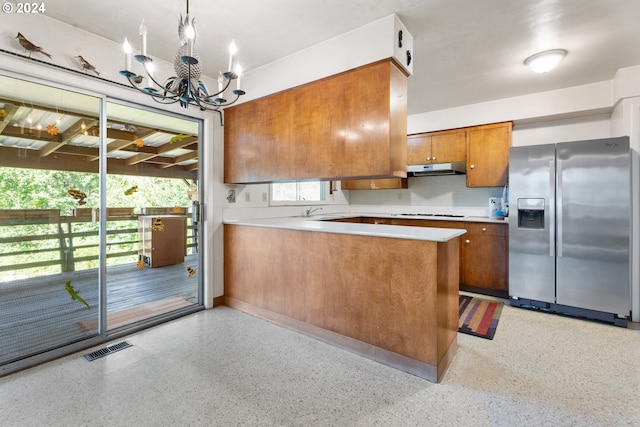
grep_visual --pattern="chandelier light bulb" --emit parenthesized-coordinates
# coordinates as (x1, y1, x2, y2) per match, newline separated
(122, 37, 132, 70)
(185, 24, 195, 40)
(228, 39, 237, 71)
(139, 19, 148, 56)
(235, 63, 243, 90)
(218, 71, 225, 97)
(525, 49, 567, 74)
(146, 62, 155, 90)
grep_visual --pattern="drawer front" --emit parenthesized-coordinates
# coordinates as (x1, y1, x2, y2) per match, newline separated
(465, 222, 506, 236)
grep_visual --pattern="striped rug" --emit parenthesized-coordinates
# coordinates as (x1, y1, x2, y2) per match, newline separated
(458, 295, 503, 340)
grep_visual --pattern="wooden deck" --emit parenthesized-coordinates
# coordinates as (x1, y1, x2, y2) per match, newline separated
(0, 254, 200, 365)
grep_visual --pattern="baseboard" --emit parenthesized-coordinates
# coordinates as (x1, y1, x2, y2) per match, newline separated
(224, 297, 453, 383)
(460, 284, 508, 299)
(213, 295, 225, 307)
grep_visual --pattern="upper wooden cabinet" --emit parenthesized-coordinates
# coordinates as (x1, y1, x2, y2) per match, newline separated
(407, 128, 467, 164)
(466, 122, 512, 187)
(224, 59, 408, 184)
(341, 178, 408, 190)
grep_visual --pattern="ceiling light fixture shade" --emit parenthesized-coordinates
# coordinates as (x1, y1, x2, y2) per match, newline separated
(119, 0, 245, 113)
(524, 49, 567, 73)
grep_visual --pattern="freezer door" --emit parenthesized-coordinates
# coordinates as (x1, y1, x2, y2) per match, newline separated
(556, 137, 630, 316)
(508, 144, 556, 303)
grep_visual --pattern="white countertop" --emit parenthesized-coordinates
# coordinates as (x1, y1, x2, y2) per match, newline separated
(224, 215, 467, 242)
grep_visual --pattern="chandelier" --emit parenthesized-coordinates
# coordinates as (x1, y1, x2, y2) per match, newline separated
(119, 0, 245, 112)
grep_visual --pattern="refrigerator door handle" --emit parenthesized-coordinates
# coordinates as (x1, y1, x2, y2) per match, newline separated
(556, 159, 563, 258)
(549, 160, 555, 257)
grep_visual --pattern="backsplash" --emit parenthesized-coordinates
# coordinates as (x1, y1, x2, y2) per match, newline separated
(348, 174, 503, 210)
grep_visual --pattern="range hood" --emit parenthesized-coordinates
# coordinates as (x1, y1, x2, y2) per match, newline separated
(407, 162, 466, 176)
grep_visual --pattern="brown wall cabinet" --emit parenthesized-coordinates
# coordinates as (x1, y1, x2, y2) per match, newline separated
(224, 59, 408, 184)
(341, 178, 408, 190)
(345, 122, 511, 190)
(407, 128, 467, 165)
(466, 122, 512, 187)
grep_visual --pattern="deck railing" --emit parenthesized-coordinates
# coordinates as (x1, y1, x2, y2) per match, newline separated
(0, 208, 197, 277)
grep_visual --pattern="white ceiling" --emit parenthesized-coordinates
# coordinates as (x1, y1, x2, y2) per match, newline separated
(44, 0, 640, 115)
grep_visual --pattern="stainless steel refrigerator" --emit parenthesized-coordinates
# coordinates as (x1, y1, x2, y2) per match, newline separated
(508, 137, 630, 326)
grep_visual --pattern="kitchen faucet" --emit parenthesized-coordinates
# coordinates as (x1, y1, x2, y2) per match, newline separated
(304, 207, 322, 217)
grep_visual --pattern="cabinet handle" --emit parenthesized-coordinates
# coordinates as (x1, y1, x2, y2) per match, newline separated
(482, 227, 486, 232)
(465, 240, 470, 244)
(426, 156, 431, 161)
(470, 164, 475, 169)
(432, 156, 436, 160)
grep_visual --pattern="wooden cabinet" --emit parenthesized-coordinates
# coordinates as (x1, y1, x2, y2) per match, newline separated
(341, 178, 408, 190)
(466, 122, 512, 187)
(224, 59, 408, 184)
(408, 220, 508, 294)
(138, 215, 186, 267)
(225, 223, 459, 383)
(460, 223, 507, 292)
(407, 128, 467, 165)
(341, 217, 508, 295)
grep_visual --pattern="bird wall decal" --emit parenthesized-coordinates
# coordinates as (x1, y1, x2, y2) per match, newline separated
(15, 32, 52, 59)
(76, 55, 100, 75)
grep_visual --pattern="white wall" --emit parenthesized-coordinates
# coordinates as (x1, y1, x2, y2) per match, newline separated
(240, 14, 411, 103)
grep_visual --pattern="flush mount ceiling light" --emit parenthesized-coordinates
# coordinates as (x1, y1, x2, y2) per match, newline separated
(524, 49, 567, 73)
(119, 0, 245, 113)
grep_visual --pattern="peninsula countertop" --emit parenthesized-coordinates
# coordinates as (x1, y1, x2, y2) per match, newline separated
(223, 215, 467, 242)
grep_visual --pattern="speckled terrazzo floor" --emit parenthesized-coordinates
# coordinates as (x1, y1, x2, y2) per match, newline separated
(1, 301, 639, 427)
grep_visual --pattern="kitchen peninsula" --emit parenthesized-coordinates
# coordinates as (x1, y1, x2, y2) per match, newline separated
(224, 216, 465, 382)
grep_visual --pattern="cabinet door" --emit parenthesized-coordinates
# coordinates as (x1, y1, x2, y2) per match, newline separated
(460, 224, 507, 290)
(407, 133, 432, 164)
(466, 122, 512, 187)
(431, 129, 466, 163)
(224, 92, 294, 183)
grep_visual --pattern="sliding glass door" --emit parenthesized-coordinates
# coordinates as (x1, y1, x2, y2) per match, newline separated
(0, 75, 103, 364)
(104, 101, 201, 331)
(0, 74, 203, 373)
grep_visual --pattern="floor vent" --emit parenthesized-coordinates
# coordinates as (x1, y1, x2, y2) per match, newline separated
(83, 341, 132, 361)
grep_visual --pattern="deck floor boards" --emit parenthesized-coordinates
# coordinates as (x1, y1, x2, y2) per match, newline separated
(0, 254, 200, 365)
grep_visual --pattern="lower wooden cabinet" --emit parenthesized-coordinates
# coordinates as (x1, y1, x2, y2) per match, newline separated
(460, 223, 507, 292)
(347, 217, 508, 295)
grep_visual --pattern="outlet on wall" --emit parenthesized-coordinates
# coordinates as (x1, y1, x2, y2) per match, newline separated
(262, 192, 267, 202)
(245, 192, 251, 202)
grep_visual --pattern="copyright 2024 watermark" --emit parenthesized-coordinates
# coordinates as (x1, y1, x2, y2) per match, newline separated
(3, 2, 46, 14)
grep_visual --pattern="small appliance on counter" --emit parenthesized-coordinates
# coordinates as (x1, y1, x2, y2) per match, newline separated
(488, 197, 502, 218)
